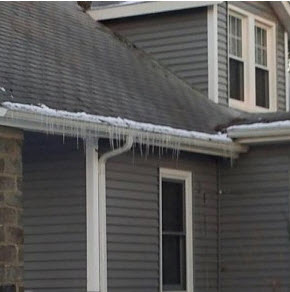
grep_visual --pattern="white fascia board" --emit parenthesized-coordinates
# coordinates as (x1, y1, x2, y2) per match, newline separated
(88, 1, 222, 21)
(0, 106, 247, 158)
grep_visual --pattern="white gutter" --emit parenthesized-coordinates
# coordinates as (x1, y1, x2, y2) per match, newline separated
(227, 120, 290, 144)
(98, 136, 134, 292)
(88, 1, 222, 21)
(0, 104, 247, 158)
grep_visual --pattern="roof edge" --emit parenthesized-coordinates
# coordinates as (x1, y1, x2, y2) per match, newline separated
(0, 103, 247, 158)
(270, 1, 290, 35)
(227, 120, 290, 144)
(88, 1, 221, 21)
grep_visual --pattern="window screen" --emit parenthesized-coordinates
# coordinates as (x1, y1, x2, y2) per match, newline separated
(229, 14, 244, 101)
(162, 180, 186, 291)
(255, 25, 269, 108)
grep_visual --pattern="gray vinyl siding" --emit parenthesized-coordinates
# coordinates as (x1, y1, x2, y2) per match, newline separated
(218, 2, 229, 106)
(105, 151, 219, 292)
(219, 145, 290, 292)
(219, 1, 287, 110)
(103, 8, 209, 96)
(23, 134, 87, 292)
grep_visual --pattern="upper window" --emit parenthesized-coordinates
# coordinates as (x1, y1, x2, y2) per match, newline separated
(228, 6, 276, 112)
(160, 169, 193, 292)
(229, 14, 244, 101)
(255, 25, 269, 108)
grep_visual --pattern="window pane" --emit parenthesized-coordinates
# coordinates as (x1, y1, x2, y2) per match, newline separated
(255, 25, 267, 66)
(230, 58, 244, 101)
(162, 181, 184, 232)
(229, 15, 242, 58)
(162, 235, 186, 290)
(256, 67, 269, 108)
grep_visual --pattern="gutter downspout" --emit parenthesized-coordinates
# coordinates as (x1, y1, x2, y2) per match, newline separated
(98, 135, 134, 292)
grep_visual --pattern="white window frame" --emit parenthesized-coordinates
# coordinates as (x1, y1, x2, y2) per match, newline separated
(159, 168, 193, 292)
(228, 10, 248, 106)
(228, 5, 277, 112)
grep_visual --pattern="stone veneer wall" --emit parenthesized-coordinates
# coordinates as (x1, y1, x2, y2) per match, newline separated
(0, 127, 23, 292)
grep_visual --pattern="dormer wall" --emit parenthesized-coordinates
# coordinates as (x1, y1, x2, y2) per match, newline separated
(103, 7, 209, 96)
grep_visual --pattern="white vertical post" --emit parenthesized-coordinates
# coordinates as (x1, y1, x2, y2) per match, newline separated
(86, 140, 100, 292)
(285, 31, 289, 112)
(207, 4, 219, 103)
(247, 15, 256, 110)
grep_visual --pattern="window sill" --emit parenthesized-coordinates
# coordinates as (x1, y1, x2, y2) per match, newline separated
(229, 98, 275, 113)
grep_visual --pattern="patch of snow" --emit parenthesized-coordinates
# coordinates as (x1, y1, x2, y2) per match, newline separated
(228, 120, 290, 131)
(2, 102, 232, 143)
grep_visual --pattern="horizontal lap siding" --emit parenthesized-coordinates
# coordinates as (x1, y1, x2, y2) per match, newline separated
(229, 1, 286, 111)
(106, 151, 218, 292)
(23, 134, 86, 292)
(220, 145, 290, 292)
(104, 8, 208, 96)
(218, 2, 228, 106)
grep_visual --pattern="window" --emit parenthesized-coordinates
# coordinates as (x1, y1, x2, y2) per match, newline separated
(162, 180, 186, 290)
(255, 25, 269, 108)
(228, 5, 276, 112)
(229, 14, 244, 101)
(160, 169, 193, 292)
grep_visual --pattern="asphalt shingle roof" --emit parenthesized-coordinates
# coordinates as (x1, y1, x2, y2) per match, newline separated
(0, 2, 240, 134)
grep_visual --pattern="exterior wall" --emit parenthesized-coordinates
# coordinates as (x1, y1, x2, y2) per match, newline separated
(218, 1, 287, 110)
(106, 150, 219, 292)
(0, 127, 23, 292)
(23, 133, 86, 292)
(219, 145, 290, 292)
(103, 8, 209, 96)
(217, 2, 229, 106)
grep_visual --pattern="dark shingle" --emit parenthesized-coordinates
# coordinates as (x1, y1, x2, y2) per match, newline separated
(0, 2, 239, 134)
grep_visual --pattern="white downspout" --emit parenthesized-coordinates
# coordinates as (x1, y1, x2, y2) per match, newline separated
(98, 135, 134, 292)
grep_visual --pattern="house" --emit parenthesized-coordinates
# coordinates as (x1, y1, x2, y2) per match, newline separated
(0, 1, 289, 292)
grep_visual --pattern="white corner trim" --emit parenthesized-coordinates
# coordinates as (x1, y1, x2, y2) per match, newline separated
(208, 4, 219, 103)
(285, 31, 289, 111)
(159, 168, 194, 292)
(88, 1, 222, 21)
(86, 140, 100, 292)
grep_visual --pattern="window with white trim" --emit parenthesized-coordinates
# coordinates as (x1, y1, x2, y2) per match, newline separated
(229, 14, 244, 101)
(160, 169, 193, 292)
(228, 6, 277, 112)
(255, 24, 269, 108)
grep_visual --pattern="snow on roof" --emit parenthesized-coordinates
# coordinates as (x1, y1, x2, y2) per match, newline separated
(2, 102, 231, 143)
(228, 120, 290, 131)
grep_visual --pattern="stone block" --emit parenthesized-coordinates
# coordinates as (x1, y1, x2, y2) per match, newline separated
(5, 227, 23, 245)
(5, 266, 23, 282)
(0, 208, 17, 225)
(0, 178, 15, 192)
(0, 246, 17, 263)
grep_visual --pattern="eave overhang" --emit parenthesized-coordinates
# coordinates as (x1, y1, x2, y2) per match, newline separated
(227, 121, 290, 145)
(270, 1, 290, 36)
(88, 1, 222, 21)
(0, 103, 247, 159)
